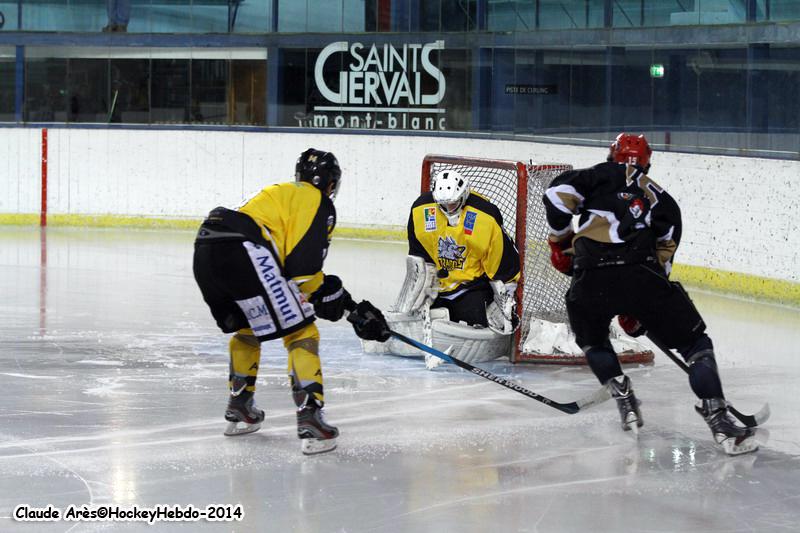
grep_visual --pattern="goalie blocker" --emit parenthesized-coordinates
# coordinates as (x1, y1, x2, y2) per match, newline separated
(362, 256, 514, 365)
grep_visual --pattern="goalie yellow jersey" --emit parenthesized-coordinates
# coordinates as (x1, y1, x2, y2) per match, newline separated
(238, 181, 335, 296)
(407, 191, 520, 295)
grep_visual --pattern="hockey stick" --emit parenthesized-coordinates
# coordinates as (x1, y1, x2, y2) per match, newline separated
(646, 334, 770, 428)
(389, 329, 611, 415)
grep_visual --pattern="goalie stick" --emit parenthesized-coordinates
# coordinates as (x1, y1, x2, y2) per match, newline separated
(389, 330, 611, 415)
(646, 334, 770, 428)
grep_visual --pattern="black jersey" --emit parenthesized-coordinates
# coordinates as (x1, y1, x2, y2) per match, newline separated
(543, 161, 682, 274)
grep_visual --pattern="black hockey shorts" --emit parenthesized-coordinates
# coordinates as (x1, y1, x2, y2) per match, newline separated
(565, 263, 706, 351)
(193, 240, 316, 342)
(433, 285, 493, 326)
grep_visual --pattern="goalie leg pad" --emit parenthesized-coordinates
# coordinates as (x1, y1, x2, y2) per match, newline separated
(431, 319, 513, 364)
(393, 255, 438, 314)
(362, 311, 427, 356)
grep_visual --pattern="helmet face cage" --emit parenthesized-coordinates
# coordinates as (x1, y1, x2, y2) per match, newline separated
(295, 148, 342, 200)
(610, 133, 652, 169)
(432, 170, 470, 222)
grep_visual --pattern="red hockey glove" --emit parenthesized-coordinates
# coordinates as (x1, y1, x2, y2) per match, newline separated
(618, 315, 646, 338)
(547, 239, 573, 275)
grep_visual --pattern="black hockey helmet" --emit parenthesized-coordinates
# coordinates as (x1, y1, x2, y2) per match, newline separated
(295, 148, 342, 200)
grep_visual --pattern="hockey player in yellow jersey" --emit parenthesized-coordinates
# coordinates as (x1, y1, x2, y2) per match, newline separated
(193, 148, 389, 455)
(364, 170, 520, 367)
(408, 170, 520, 318)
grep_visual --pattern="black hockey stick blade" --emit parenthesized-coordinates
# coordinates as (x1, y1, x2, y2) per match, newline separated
(728, 403, 771, 428)
(389, 330, 611, 415)
(646, 334, 770, 428)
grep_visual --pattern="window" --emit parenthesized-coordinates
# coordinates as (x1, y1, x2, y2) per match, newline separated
(651, 49, 700, 131)
(24, 58, 67, 122)
(110, 59, 150, 124)
(696, 49, 747, 131)
(231, 60, 267, 125)
(539, 0, 604, 29)
(67, 59, 109, 123)
(151, 59, 190, 123)
(191, 59, 228, 124)
(0, 59, 15, 121)
(277, 48, 312, 127)
(420, 0, 477, 31)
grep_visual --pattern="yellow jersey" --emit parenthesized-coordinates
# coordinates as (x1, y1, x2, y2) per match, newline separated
(239, 181, 335, 296)
(407, 191, 520, 295)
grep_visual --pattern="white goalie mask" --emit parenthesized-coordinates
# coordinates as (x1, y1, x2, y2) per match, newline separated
(431, 170, 470, 226)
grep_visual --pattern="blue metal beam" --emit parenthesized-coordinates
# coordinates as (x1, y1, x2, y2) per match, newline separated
(1, 22, 800, 49)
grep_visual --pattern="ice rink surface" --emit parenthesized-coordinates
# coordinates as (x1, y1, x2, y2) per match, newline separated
(1, 226, 799, 533)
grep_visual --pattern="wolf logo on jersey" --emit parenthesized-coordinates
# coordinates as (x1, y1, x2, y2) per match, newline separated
(437, 236, 466, 271)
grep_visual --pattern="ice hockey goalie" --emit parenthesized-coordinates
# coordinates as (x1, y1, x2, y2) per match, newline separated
(362, 169, 520, 368)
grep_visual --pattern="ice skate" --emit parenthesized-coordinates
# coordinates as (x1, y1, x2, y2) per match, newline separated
(696, 398, 758, 456)
(297, 397, 339, 455)
(223, 389, 264, 437)
(607, 375, 643, 434)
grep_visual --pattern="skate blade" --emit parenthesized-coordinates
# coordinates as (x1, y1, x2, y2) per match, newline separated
(622, 413, 642, 436)
(224, 421, 261, 437)
(719, 433, 759, 456)
(622, 422, 640, 438)
(301, 437, 337, 455)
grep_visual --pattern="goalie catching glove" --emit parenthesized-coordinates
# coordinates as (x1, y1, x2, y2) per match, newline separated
(309, 275, 351, 321)
(347, 300, 391, 342)
(488, 280, 519, 335)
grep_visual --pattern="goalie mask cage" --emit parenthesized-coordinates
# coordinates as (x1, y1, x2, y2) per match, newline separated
(421, 154, 654, 365)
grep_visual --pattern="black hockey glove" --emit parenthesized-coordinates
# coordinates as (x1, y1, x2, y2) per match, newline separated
(347, 300, 391, 342)
(309, 275, 351, 322)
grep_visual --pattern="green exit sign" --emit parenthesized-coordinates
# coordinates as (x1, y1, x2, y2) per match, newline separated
(650, 64, 665, 78)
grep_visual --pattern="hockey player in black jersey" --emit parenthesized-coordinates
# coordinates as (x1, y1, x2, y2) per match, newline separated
(542, 133, 757, 455)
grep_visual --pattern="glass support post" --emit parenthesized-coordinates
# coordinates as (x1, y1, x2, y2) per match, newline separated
(266, 48, 278, 126)
(15, 45, 23, 123)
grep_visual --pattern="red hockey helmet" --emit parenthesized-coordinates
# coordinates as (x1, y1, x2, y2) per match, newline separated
(609, 133, 652, 168)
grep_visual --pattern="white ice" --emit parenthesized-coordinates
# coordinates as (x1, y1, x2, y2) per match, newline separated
(1, 226, 799, 532)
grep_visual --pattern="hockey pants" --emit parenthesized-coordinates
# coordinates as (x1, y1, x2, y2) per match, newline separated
(566, 263, 710, 384)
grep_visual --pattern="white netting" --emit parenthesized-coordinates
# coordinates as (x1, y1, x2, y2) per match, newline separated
(422, 155, 653, 365)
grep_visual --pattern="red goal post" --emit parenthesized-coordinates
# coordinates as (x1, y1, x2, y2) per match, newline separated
(421, 154, 654, 365)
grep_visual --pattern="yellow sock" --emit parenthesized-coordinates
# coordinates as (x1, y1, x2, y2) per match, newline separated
(229, 329, 261, 393)
(285, 324, 324, 404)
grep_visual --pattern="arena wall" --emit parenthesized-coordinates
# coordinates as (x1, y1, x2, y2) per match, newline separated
(0, 127, 797, 304)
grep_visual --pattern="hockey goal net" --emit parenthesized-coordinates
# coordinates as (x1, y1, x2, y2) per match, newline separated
(421, 154, 653, 365)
